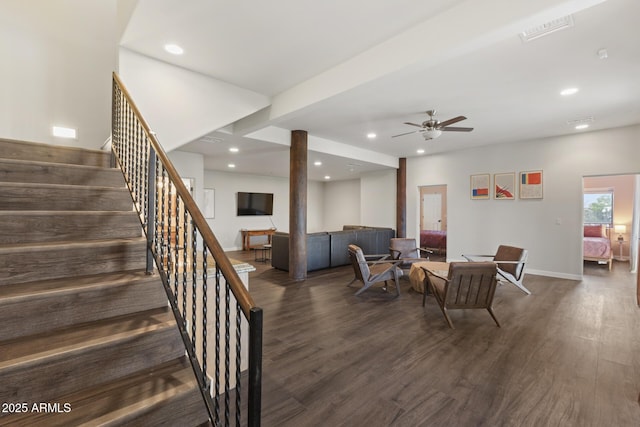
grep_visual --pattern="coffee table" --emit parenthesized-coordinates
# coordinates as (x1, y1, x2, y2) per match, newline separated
(409, 261, 449, 293)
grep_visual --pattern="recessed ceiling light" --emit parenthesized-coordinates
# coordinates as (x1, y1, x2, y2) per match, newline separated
(52, 126, 77, 139)
(575, 124, 589, 130)
(324, 175, 331, 180)
(314, 161, 322, 166)
(367, 132, 377, 139)
(560, 87, 579, 96)
(228, 163, 236, 168)
(229, 147, 239, 153)
(164, 44, 184, 55)
(597, 48, 608, 60)
(416, 149, 425, 154)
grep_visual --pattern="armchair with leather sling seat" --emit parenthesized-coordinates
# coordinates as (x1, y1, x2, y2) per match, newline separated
(462, 245, 530, 295)
(347, 244, 403, 296)
(389, 238, 433, 271)
(421, 262, 500, 329)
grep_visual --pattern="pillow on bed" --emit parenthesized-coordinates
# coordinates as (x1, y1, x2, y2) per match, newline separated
(584, 224, 604, 238)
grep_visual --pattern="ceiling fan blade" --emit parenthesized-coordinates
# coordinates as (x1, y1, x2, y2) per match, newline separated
(441, 126, 473, 132)
(392, 130, 422, 138)
(436, 116, 467, 128)
(403, 122, 424, 128)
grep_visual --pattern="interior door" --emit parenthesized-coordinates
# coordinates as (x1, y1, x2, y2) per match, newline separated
(420, 185, 447, 231)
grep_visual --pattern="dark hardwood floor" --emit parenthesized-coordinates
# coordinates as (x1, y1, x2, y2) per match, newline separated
(228, 250, 640, 426)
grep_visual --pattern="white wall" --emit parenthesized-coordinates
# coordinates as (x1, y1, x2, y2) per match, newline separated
(406, 124, 640, 279)
(360, 169, 396, 228)
(322, 179, 361, 231)
(203, 170, 326, 250)
(118, 49, 271, 152)
(0, 0, 118, 149)
(168, 150, 204, 207)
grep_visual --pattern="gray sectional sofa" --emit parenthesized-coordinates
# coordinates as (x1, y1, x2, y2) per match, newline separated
(271, 226, 395, 272)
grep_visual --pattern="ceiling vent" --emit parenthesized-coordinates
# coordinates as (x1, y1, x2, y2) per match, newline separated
(566, 116, 594, 126)
(519, 15, 574, 43)
(200, 135, 224, 143)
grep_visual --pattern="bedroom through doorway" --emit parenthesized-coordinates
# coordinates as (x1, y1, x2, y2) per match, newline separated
(582, 174, 639, 276)
(419, 185, 447, 259)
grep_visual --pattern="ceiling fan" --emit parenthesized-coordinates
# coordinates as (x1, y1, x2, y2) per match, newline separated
(392, 110, 473, 140)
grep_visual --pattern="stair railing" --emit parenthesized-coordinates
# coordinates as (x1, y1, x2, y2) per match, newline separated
(111, 72, 262, 427)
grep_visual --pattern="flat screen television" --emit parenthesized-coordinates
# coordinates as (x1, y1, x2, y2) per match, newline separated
(237, 192, 274, 216)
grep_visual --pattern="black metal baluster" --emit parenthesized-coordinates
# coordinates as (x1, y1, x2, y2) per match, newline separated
(167, 180, 173, 291)
(215, 263, 221, 424)
(173, 195, 180, 304)
(202, 245, 209, 395)
(225, 281, 231, 426)
(235, 301, 242, 426)
(182, 210, 188, 330)
(142, 138, 149, 235)
(192, 224, 197, 349)
(145, 149, 156, 274)
(160, 168, 167, 272)
(154, 158, 161, 257)
(248, 307, 263, 427)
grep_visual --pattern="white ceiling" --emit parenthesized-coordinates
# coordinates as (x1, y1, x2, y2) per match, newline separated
(121, 0, 640, 181)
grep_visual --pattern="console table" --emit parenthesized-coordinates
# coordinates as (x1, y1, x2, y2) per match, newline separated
(241, 228, 276, 251)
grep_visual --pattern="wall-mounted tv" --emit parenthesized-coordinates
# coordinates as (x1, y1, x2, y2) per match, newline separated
(237, 192, 274, 216)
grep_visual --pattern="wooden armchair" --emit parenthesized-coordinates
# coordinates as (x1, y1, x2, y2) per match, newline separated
(389, 238, 433, 271)
(422, 262, 500, 329)
(462, 245, 530, 295)
(347, 244, 403, 296)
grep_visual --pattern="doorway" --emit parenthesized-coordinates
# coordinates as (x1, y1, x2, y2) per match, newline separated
(419, 185, 447, 257)
(582, 174, 638, 275)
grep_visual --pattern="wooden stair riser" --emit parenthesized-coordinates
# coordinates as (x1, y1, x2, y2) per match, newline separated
(0, 183, 133, 211)
(0, 239, 147, 286)
(0, 138, 110, 167)
(0, 275, 167, 342)
(0, 211, 143, 244)
(0, 158, 124, 187)
(0, 318, 185, 405)
(3, 357, 209, 427)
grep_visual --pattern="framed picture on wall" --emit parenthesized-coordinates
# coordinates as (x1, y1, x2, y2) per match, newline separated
(519, 170, 543, 199)
(470, 174, 490, 199)
(494, 173, 515, 200)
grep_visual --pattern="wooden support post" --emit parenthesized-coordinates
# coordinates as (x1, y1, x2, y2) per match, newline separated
(396, 157, 407, 238)
(290, 130, 308, 281)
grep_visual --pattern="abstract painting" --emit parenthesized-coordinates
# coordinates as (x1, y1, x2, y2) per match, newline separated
(470, 174, 490, 199)
(519, 170, 543, 199)
(494, 173, 515, 200)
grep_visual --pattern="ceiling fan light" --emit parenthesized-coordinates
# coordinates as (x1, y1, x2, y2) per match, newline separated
(423, 129, 442, 140)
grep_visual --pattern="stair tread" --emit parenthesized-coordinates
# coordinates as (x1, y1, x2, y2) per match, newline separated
(0, 237, 146, 253)
(0, 210, 139, 216)
(0, 307, 174, 366)
(0, 270, 155, 299)
(5, 357, 208, 427)
(0, 181, 126, 191)
(0, 137, 110, 167)
(0, 157, 118, 172)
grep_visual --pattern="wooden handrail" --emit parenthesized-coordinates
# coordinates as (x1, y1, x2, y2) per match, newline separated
(112, 72, 257, 317)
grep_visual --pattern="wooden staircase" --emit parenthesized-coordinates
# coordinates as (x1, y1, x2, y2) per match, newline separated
(0, 139, 210, 426)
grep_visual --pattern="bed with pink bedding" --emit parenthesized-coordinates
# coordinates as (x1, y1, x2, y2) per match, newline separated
(583, 224, 612, 270)
(420, 230, 447, 255)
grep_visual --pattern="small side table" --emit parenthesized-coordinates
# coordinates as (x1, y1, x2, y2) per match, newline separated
(254, 244, 272, 263)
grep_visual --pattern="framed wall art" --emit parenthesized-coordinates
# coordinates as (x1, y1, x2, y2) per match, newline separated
(519, 170, 543, 199)
(470, 174, 490, 199)
(494, 173, 515, 200)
